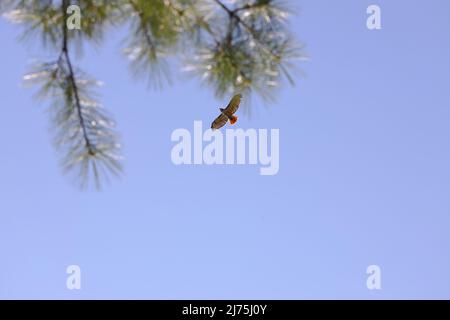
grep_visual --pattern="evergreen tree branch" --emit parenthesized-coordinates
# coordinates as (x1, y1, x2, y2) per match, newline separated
(212, 0, 281, 59)
(4, 0, 304, 188)
(60, 0, 94, 155)
(21, 0, 123, 189)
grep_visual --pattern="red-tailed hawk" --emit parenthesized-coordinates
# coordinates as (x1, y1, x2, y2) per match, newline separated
(211, 94, 242, 130)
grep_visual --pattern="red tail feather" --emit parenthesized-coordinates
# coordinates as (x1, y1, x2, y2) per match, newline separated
(230, 115, 238, 125)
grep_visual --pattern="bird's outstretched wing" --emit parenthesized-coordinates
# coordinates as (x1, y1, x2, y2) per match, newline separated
(224, 94, 242, 115)
(211, 113, 228, 130)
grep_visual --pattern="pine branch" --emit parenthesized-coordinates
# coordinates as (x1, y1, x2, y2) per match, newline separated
(21, 0, 123, 189)
(5, 0, 304, 188)
(212, 0, 281, 59)
(61, 0, 94, 155)
(128, 0, 156, 51)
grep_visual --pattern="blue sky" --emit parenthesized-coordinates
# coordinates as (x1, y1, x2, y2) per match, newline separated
(1, 0, 450, 299)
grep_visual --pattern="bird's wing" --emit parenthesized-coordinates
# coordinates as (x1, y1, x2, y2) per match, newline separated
(211, 113, 229, 130)
(224, 94, 242, 114)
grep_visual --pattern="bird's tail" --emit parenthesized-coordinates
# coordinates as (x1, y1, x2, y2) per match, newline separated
(230, 115, 238, 125)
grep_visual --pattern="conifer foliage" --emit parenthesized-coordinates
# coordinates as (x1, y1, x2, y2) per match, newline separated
(1, 0, 303, 188)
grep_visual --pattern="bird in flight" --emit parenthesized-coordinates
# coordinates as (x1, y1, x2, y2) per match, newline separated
(211, 94, 242, 130)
